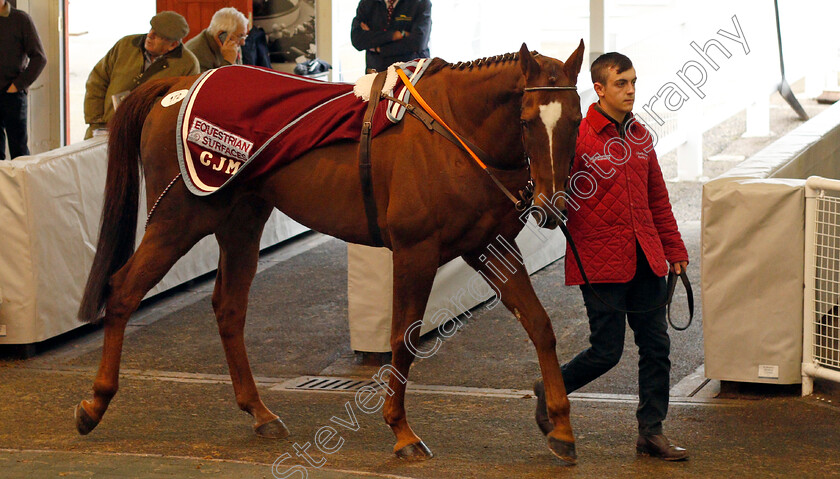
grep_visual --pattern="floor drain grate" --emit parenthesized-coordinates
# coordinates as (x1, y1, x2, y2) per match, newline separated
(275, 376, 383, 392)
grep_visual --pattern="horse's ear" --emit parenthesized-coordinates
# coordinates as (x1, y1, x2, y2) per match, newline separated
(519, 42, 540, 79)
(564, 39, 585, 84)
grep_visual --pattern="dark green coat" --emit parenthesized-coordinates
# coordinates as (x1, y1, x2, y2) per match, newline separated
(84, 34, 199, 139)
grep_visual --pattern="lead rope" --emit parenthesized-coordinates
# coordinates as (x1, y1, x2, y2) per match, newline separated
(559, 222, 694, 330)
(145, 173, 182, 228)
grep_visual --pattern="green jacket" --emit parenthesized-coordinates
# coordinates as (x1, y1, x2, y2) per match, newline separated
(84, 34, 199, 139)
(185, 29, 241, 73)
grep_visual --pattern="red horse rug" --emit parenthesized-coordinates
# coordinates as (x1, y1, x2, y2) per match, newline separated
(172, 60, 431, 196)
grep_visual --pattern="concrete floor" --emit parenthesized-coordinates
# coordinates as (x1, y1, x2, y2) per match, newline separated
(1, 223, 839, 478)
(1, 93, 839, 478)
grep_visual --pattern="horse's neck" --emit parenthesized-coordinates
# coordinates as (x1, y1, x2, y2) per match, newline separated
(424, 64, 524, 169)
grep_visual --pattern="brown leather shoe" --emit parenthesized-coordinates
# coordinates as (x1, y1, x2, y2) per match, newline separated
(636, 434, 689, 461)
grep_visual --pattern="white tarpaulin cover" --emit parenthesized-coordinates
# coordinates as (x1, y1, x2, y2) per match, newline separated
(702, 178, 805, 383)
(0, 137, 307, 345)
(701, 100, 840, 384)
(347, 218, 566, 352)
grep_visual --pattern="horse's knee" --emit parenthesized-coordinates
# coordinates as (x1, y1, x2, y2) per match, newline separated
(532, 332, 556, 353)
(389, 334, 417, 362)
(525, 322, 556, 353)
(215, 308, 245, 338)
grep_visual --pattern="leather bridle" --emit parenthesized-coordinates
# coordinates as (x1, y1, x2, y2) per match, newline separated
(523, 86, 578, 92)
(520, 84, 579, 208)
(391, 68, 579, 213)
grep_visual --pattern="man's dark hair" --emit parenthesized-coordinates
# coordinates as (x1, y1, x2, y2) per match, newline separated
(590, 52, 633, 85)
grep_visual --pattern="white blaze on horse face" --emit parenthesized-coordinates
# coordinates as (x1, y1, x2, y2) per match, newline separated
(539, 101, 563, 192)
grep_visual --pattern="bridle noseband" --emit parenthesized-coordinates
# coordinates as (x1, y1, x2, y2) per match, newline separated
(523, 86, 578, 92)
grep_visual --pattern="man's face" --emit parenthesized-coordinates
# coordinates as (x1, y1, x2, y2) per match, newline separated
(595, 66, 637, 117)
(222, 27, 249, 47)
(145, 29, 179, 56)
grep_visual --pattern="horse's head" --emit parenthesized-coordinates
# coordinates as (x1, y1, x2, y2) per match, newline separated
(518, 41, 584, 229)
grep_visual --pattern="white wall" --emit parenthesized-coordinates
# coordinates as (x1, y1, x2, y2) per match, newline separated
(65, 0, 155, 144)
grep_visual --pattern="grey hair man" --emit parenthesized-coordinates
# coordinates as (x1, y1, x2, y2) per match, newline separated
(185, 7, 249, 73)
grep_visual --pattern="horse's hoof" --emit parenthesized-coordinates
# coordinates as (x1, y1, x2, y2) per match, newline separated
(533, 379, 552, 436)
(75, 401, 99, 435)
(548, 436, 577, 465)
(255, 418, 290, 439)
(395, 441, 434, 461)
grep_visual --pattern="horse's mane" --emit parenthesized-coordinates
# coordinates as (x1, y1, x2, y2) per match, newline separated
(422, 51, 531, 76)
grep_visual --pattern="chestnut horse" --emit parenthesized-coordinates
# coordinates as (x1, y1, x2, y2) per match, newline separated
(75, 42, 584, 463)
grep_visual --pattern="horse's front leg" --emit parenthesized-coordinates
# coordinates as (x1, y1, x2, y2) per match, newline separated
(384, 240, 440, 460)
(463, 242, 576, 465)
(213, 201, 288, 438)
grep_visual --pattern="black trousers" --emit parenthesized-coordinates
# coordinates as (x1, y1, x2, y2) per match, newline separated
(0, 91, 29, 160)
(561, 245, 671, 436)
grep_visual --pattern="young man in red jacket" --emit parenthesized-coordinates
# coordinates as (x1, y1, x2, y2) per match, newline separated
(537, 52, 689, 461)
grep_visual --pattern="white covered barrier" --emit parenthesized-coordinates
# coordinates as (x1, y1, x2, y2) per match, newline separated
(702, 100, 840, 385)
(0, 137, 308, 345)
(347, 219, 566, 353)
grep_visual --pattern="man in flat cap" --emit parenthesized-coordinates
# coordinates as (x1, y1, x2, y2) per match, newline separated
(84, 11, 199, 139)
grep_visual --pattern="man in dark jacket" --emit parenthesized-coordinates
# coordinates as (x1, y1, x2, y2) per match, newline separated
(351, 0, 431, 73)
(536, 52, 690, 461)
(0, 0, 46, 159)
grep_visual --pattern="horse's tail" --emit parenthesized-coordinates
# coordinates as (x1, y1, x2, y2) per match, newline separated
(78, 77, 181, 323)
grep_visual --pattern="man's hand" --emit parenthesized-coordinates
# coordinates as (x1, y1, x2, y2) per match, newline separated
(670, 261, 688, 275)
(219, 36, 240, 64)
(7, 84, 18, 93)
(391, 30, 407, 41)
(360, 22, 370, 31)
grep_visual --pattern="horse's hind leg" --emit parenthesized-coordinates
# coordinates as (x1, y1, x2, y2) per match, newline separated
(212, 199, 288, 438)
(463, 243, 576, 465)
(76, 222, 211, 434)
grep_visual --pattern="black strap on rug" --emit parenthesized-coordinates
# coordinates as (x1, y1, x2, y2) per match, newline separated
(358, 72, 388, 247)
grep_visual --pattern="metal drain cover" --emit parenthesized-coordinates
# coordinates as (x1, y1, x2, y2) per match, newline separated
(273, 376, 383, 393)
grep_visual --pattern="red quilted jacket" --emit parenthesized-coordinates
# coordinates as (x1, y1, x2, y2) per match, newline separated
(564, 103, 688, 285)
